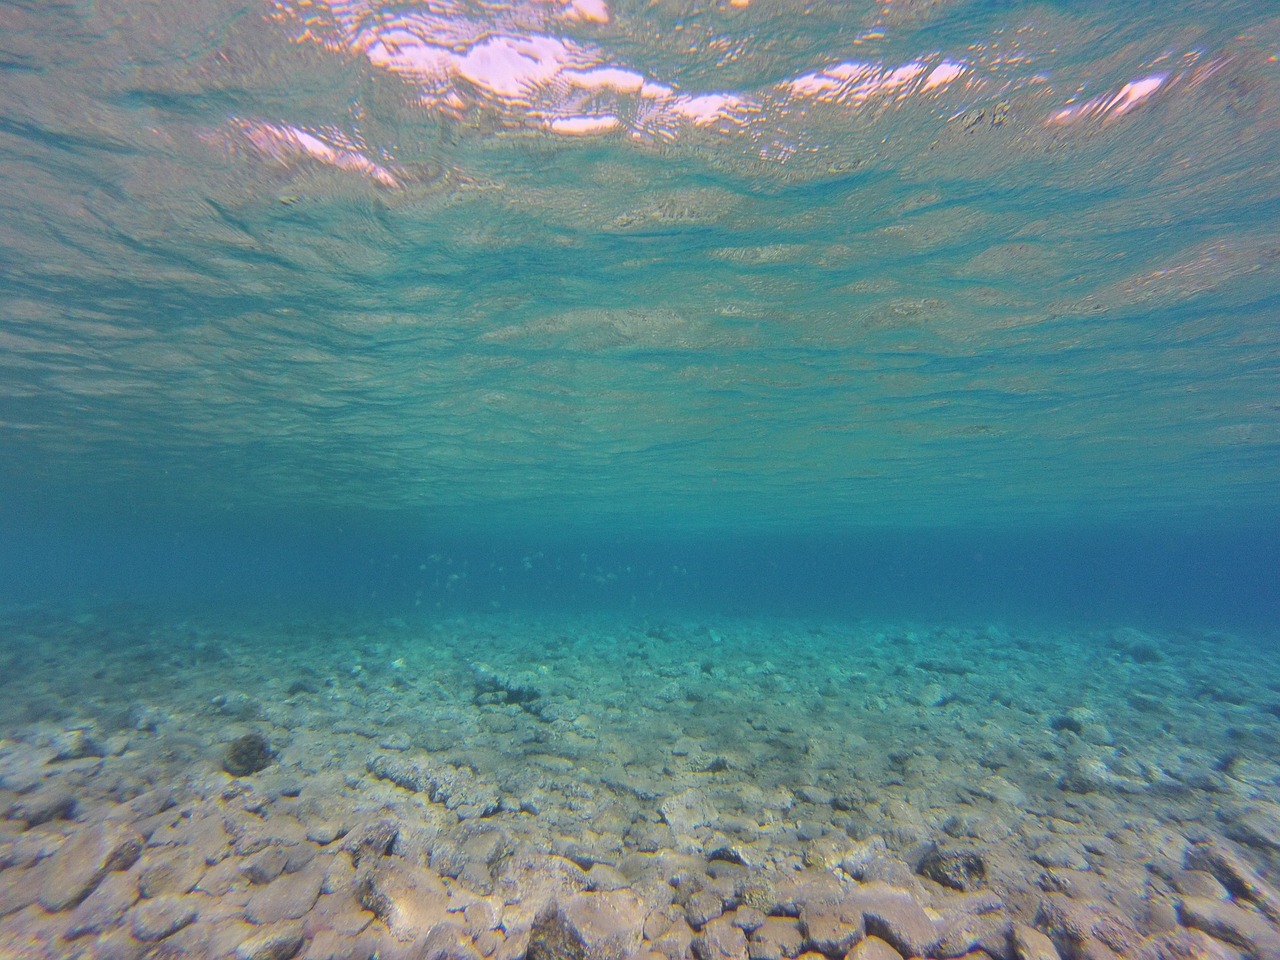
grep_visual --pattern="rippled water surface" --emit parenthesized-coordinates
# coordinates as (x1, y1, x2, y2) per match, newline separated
(2, 0, 1277, 533)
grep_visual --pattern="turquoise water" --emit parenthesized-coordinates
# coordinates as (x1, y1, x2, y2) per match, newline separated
(1, 0, 1277, 621)
(1, 2, 1280, 957)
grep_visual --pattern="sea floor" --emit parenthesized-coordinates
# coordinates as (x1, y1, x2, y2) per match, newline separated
(1, 605, 1279, 960)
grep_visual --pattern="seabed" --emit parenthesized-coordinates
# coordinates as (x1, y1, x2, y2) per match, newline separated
(2, 606, 1279, 960)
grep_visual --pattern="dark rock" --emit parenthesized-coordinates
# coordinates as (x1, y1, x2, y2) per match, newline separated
(224, 733, 275, 777)
(341, 819, 399, 865)
(919, 847, 987, 891)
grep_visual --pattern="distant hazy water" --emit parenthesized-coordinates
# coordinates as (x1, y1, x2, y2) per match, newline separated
(0, 0, 1277, 620)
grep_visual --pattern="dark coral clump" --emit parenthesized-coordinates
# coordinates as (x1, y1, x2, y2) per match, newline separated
(223, 732, 275, 777)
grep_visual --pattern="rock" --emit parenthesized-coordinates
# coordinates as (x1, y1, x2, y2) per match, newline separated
(1177, 897, 1280, 957)
(38, 821, 144, 911)
(1030, 840, 1089, 871)
(129, 894, 198, 941)
(1224, 804, 1280, 855)
(1136, 929, 1241, 960)
(224, 733, 275, 777)
(918, 848, 987, 891)
(234, 920, 306, 960)
(1171, 871, 1231, 901)
(693, 914, 749, 960)
(136, 846, 208, 897)
(419, 921, 485, 960)
(7, 786, 76, 826)
(847, 936, 905, 960)
(358, 859, 450, 942)
(1186, 838, 1280, 923)
(527, 891, 646, 960)
(1012, 923, 1062, 960)
(840, 837, 889, 879)
(245, 863, 325, 923)
(306, 821, 348, 846)
(366, 755, 500, 819)
(241, 846, 290, 885)
(747, 917, 804, 960)
(659, 789, 719, 835)
(64, 870, 139, 939)
(856, 884, 939, 959)
(970, 776, 1026, 806)
(1035, 894, 1142, 958)
(799, 898, 864, 957)
(587, 864, 631, 893)
(934, 914, 1011, 958)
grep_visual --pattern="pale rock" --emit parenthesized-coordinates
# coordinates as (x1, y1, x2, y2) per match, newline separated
(129, 893, 198, 941)
(38, 821, 144, 911)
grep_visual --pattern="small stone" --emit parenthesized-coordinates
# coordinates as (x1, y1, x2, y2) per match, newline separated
(840, 837, 889, 879)
(1012, 923, 1061, 960)
(846, 936, 904, 960)
(587, 863, 630, 893)
(130, 894, 198, 941)
(686, 888, 727, 929)
(1171, 871, 1230, 901)
(38, 822, 144, 912)
(1136, 929, 1239, 960)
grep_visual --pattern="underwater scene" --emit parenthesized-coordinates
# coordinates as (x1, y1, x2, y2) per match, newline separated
(2, 0, 1280, 958)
